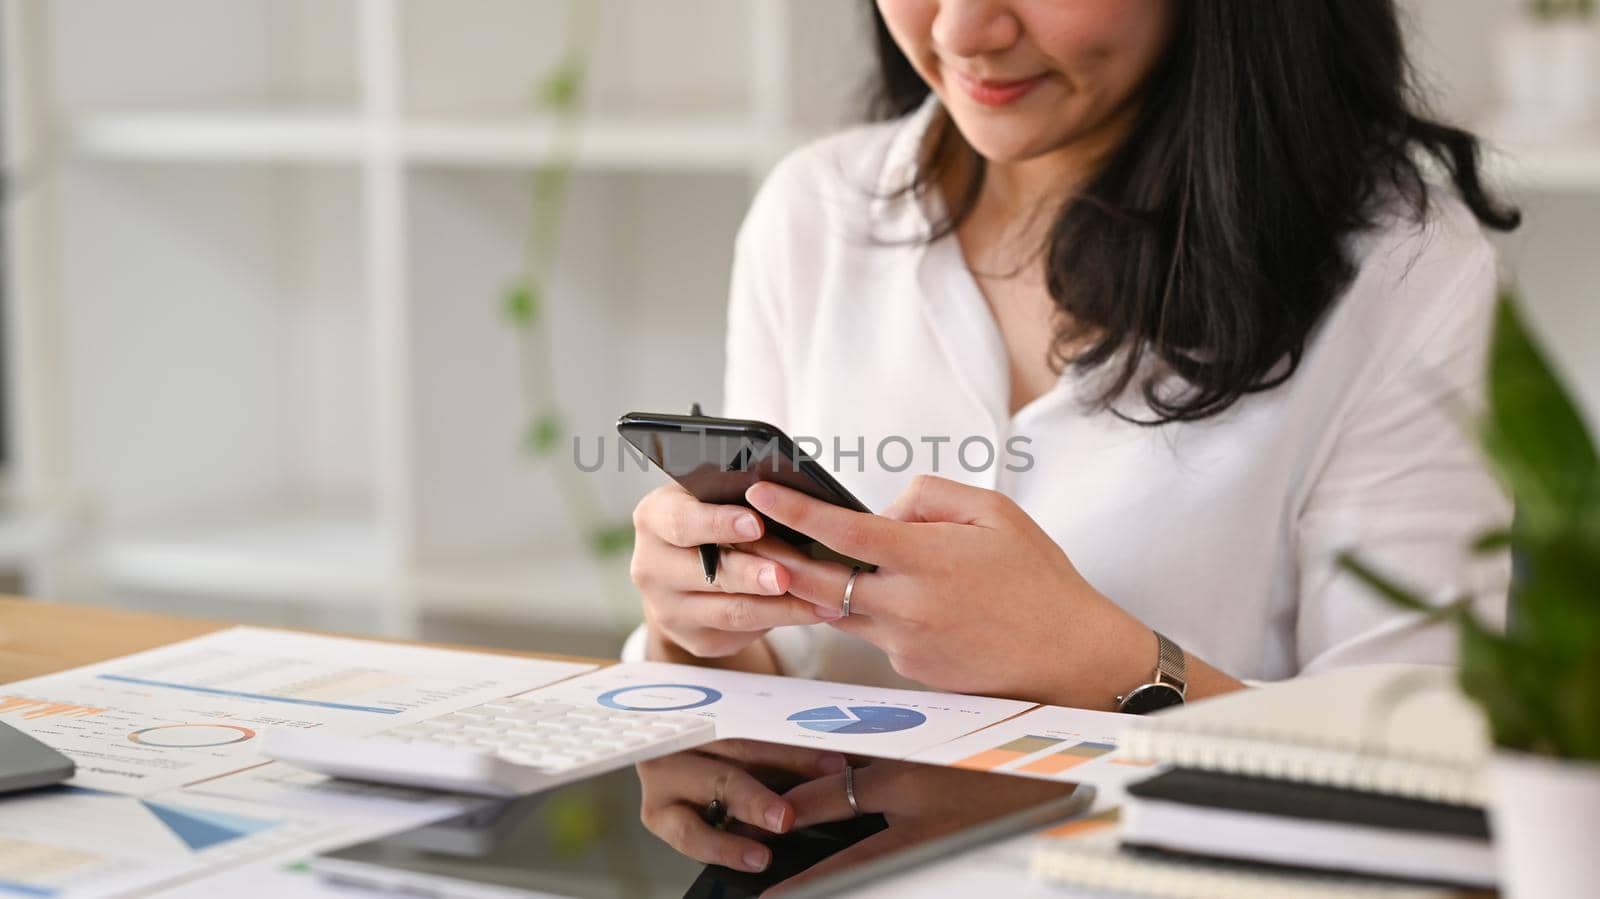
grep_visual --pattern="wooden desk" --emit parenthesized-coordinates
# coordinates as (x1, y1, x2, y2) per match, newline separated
(0, 596, 609, 683)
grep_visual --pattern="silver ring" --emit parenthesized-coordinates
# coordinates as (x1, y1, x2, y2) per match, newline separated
(844, 764, 861, 817)
(842, 567, 862, 618)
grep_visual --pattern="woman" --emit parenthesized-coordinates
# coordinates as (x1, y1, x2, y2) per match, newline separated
(625, 0, 1517, 873)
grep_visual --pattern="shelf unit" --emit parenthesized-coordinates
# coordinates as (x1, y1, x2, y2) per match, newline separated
(0, 0, 873, 639)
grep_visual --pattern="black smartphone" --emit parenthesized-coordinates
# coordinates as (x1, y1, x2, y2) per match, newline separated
(617, 411, 876, 571)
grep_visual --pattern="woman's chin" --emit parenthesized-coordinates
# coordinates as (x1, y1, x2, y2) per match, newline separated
(955, 127, 1067, 166)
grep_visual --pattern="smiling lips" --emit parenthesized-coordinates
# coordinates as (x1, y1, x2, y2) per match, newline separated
(950, 69, 1047, 107)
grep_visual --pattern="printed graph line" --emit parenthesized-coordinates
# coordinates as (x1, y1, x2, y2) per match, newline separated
(0, 696, 106, 720)
(94, 675, 402, 715)
(128, 724, 257, 748)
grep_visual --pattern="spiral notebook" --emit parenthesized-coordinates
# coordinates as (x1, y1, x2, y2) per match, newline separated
(1031, 666, 1495, 894)
(1029, 810, 1465, 899)
(1117, 663, 1489, 806)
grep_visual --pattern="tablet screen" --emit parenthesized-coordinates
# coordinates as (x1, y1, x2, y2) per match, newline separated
(315, 740, 1084, 898)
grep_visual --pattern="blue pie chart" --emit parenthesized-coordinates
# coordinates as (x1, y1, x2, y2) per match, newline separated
(787, 705, 927, 734)
(597, 683, 722, 712)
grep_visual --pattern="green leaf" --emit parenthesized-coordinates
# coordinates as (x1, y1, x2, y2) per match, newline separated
(1470, 529, 1513, 554)
(503, 281, 542, 327)
(588, 523, 636, 559)
(525, 413, 563, 457)
(1481, 292, 1600, 530)
(1337, 290, 1600, 762)
(537, 58, 585, 112)
(1334, 552, 1437, 614)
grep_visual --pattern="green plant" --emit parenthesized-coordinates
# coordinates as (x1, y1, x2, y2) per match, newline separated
(1338, 292, 1600, 761)
(504, 2, 638, 624)
(1526, 0, 1596, 20)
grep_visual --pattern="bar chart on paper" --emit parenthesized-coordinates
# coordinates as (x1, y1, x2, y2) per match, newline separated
(910, 706, 1154, 805)
(0, 628, 594, 794)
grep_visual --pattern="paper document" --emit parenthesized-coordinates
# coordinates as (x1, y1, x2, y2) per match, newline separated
(909, 704, 1154, 807)
(0, 766, 480, 899)
(0, 627, 594, 794)
(529, 660, 1033, 758)
(154, 858, 351, 899)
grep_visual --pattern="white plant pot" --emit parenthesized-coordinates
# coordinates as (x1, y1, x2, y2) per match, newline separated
(1489, 749, 1600, 899)
(1494, 17, 1598, 137)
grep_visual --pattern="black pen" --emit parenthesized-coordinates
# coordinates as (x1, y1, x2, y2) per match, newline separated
(690, 402, 719, 585)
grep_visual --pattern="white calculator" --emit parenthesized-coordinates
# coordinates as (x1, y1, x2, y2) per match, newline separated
(265, 694, 715, 796)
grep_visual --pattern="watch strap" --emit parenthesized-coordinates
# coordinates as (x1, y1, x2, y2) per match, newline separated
(1154, 630, 1187, 694)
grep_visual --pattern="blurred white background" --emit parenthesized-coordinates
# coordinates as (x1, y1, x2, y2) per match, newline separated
(0, 0, 1595, 656)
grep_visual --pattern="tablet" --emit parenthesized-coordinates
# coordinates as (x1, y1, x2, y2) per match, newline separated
(312, 739, 1087, 898)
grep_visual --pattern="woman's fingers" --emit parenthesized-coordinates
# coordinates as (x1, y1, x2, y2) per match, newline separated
(749, 537, 891, 620)
(881, 473, 1002, 525)
(638, 750, 797, 872)
(699, 738, 848, 778)
(699, 546, 789, 596)
(635, 484, 765, 548)
(782, 764, 881, 829)
(745, 482, 905, 567)
(632, 536, 791, 599)
(646, 803, 774, 873)
(670, 592, 839, 632)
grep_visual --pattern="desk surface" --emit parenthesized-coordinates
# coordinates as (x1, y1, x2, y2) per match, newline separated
(0, 596, 609, 684)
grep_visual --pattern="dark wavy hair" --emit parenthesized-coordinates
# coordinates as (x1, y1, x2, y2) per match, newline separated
(870, 2, 1519, 424)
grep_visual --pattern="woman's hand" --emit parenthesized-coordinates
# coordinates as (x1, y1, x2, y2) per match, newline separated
(630, 483, 841, 663)
(765, 760, 1079, 894)
(744, 475, 1155, 708)
(636, 739, 847, 873)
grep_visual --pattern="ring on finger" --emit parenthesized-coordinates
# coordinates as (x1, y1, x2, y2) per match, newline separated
(842, 567, 862, 618)
(844, 764, 861, 817)
(701, 780, 728, 830)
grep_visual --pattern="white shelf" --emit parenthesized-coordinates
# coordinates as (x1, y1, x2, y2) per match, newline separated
(1490, 142, 1600, 193)
(66, 110, 367, 164)
(99, 506, 386, 602)
(1476, 115, 1600, 193)
(2, 0, 861, 637)
(404, 115, 781, 172)
(93, 505, 637, 632)
(64, 109, 788, 173)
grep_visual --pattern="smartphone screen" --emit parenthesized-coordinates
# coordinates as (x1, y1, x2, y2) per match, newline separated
(617, 413, 875, 570)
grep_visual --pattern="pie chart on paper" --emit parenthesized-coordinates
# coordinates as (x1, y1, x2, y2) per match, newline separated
(788, 705, 927, 734)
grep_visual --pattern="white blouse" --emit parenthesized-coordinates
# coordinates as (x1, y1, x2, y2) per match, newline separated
(625, 99, 1511, 690)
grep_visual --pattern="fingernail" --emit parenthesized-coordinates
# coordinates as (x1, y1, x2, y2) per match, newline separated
(758, 565, 780, 593)
(743, 847, 770, 872)
(735, 514, 761, 539)
(817, 754, 847, 774)
(815, 605, 842, 620)
(765, 805, 788, 833)
(746, 483, 774, 510)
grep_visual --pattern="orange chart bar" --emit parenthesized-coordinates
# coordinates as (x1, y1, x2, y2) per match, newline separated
(953, 735, 1064, 771)
(1041, 809, 1120, 841)
(0, 694, 107, 720)
(1018, 740, 1117, 775)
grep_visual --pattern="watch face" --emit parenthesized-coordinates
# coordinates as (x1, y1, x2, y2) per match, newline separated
(1118, 683, 1185, 715)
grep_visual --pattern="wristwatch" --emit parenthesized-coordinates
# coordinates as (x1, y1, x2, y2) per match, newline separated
(1115, 631, 1187, 714)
